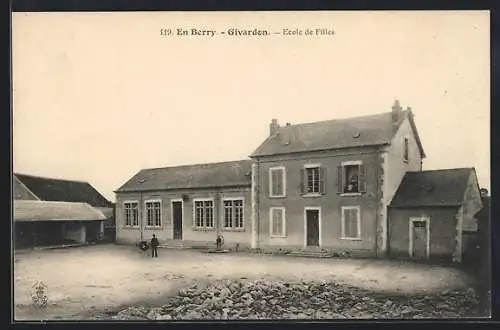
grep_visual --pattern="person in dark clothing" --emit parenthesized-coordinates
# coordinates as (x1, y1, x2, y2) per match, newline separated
(150, 234, 159, 258)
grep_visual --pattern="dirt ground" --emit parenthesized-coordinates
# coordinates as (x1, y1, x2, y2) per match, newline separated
(14, 244, 472, 320)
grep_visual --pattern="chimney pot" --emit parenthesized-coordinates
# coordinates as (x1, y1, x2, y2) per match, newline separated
(391, 99, 403, 123)
(270, 118, 280, 136)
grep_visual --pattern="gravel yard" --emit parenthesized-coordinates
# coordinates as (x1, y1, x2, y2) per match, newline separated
(14, 244, 479, 320)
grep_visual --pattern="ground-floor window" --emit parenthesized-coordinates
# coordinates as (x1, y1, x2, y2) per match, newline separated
(145, 200, 162, 227)
(124, 201, 139, 227)
(270, 207, 286, 237)
(223, 199, 244, 229)
(194, 200, 214, 228)
(341, 206, 361, 239)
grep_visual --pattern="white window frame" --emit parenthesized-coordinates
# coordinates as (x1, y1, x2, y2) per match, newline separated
(303, 206, 322, 247)
(269, 166, 286, 198)
(341, 205, 361, 240)
(269, 207, 287, 237)
(408, 217, 430, 259)
(123, 200, 139, 228)
(304, 163, 322, 196)
(340, 160, 363, 196)
(403, 135, 410, 163)
(222, 197, 245, 230)
(144, 199, 162, 228)
(192, 198, 215, 229)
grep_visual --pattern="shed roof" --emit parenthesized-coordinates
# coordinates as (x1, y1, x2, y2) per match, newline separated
(389, 168, 475, 208)
(116, 160, 252, 193)
(14, 173, 112, 207)
(250, 109, 425, 158)
(14, 200, 107, 222)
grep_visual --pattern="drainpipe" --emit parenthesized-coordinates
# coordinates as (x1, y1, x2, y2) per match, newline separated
(251, 160, 259, 249)
(140, 190, 143, 241)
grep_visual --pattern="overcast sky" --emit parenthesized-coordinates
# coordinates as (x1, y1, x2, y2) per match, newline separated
(12, 11, 490, 202)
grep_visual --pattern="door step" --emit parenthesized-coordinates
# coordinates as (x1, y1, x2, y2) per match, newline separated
(286, 249, 334, 258)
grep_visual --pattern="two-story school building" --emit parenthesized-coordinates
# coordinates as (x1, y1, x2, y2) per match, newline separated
(115, 100, 483, 262)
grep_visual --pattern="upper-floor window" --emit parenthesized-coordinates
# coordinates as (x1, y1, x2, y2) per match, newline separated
(300, 165, 326, 195)
(223, 199, 244, 229)
(194, 199, 214, 229)
(269, 167, 286, 197)
(124, 201, 139, 227)
(403, 137, 409, 163)
(145, 200, 162, 227)
(337, 161, 366, 194)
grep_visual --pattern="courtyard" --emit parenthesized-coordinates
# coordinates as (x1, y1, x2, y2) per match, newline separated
(14, 244, 478, 320)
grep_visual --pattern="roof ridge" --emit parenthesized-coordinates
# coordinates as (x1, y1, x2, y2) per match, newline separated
(407, 167, 474, 174)
(280, 110, 400, 129)
(142, 159, 252, 171)
(14, 173, 90, 184)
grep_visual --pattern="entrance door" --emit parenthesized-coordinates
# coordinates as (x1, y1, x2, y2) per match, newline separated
(306, 209, 320, 247)
(172, 201, 183, 240)
(411, 219, 428, 259)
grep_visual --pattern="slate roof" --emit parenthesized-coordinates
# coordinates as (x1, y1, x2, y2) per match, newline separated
(14, 200, 107, 222)
(116, 160, 252, 192)
(250, 110, 425, 158)
(14, 173, 113, 207)
(389, 168, 475, 208)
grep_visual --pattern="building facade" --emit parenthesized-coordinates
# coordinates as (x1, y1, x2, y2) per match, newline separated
(115, 100, 485, 262)
(115, 160, 253, 249)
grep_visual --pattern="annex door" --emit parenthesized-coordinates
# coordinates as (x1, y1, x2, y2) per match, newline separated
(306, 209, 320, 247)
(411, 219, 428, 259)
(172, 201, 183, 240)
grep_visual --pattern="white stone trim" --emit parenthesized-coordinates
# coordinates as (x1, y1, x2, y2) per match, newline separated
(341, 160, 363, 166)
(192, 198, 216, 229)
(144, 199, 163, 228)
(170, 199, 184, 239)
(341, 206, 361, 240)
(251, 163, 258, 249)
(123, 200, 140, 228)
(269, 207, 286, 237)
(408, 216, 430, 259)
(221, 197, 245, 230)
(303, 163, 322, 168)
(304, 206, 322, 247)
(269, 166, 286, 198)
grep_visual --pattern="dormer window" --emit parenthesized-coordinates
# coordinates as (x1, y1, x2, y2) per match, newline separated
(403, 137, 409, 163)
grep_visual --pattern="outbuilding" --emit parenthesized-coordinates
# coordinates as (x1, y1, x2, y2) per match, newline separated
(388, 168, 483, 263)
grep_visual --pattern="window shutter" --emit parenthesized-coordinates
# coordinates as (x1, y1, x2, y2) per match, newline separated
(359, 164, 366, 193)
(319, 167, 326, 194)
(300, 168, 305, 195)
(266, 170, 271, 197)
(337, 165, 343, 194)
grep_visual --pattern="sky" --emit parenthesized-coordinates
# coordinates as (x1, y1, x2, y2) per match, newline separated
(12, 11, 490, 202)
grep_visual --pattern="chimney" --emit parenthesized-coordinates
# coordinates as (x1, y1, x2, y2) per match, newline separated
(391, 99, 403, 124)
(270, 118, 280, 136)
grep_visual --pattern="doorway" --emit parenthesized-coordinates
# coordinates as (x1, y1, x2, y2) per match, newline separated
(172, 201, 183, 240)
(305, 208, 320, 247)
(409, 217, 429, 259)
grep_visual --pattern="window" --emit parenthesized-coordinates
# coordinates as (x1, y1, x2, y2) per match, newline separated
(269, 167, 286, 197)
(223, 199, 244, 229)
(403, 137, 409, 162)
(341, 206, 361, 239)
(270, 207, 286, 237)
(194, 200, 214, 228)
(124, 202, 139, 227)
(301, 165, 326, 195)
(145, 201, 161, 227)
(337, 161, 365, 194)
